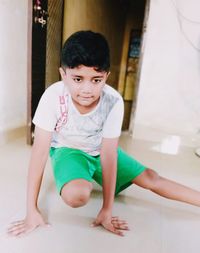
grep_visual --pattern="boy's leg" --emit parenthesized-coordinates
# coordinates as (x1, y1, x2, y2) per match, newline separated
(61, 179, 93, 208)
(132, 168, 200, 207)
(111, 148, 200, 207)
(50, 147, 95, 208)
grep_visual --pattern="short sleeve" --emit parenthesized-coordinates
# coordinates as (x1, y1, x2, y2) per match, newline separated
(102, 97, 124, 138)
(32, 88, 57, 132)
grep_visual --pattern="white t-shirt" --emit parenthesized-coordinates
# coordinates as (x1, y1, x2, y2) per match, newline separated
(33, 81, 124, 156)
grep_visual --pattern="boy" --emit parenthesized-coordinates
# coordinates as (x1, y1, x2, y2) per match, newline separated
(8, 31, 200, 237)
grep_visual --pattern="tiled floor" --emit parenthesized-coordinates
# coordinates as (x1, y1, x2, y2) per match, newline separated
(1, 132, 200, 253)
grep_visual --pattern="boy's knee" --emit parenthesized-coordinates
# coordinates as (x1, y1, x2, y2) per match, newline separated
(145, 168, 160, 190)
(61, 187, 91, 208)
(137, 168, 161, 190)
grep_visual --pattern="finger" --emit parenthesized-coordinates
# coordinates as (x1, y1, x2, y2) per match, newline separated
(111, 216, 119, 221)
(112, 220, 130, 230)
(111, 217, 127, 224)
(8, 226, 27, 237)
(111, 228, 124, 236)
(17, 226, 36, 237)
(9, 220, 25, 226)
(112, 222, 130, 231)
(12, 223, 38, 237)
(114, 229, 124, 236)
(111, 220, 128, 225)
(7, 223, 25, 233)
(104, 223, 124, 237)
(91, 220, 100, 227)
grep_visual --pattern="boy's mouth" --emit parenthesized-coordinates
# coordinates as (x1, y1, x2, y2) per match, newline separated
(79, 96, 93, 99)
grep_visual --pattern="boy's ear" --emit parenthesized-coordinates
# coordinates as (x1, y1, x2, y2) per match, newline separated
(106, 71, 110, 80)
(59, 67, 66, 79)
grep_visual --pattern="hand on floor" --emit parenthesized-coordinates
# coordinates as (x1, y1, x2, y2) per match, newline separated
(91, 209, 129, 236)
(7, 208, 50, 237)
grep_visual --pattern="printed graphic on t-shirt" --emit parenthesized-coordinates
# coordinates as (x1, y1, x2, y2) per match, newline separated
(55, 95, 68, 132)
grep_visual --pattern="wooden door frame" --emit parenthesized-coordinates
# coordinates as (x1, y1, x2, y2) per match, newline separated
(26, 0, 64, 145)
(27, 0, 33, 145)
(118, 0, 151, 132)
(129, 0, 150, 132)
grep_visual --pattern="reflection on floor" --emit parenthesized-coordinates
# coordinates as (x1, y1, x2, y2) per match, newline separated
(0, 132, 200, 253)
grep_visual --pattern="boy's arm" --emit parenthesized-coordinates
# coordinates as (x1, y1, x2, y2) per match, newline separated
(8, 126, 52, 236)
(26, 126, 52, 213)
(92, 138, 129, 236)
(101, 138, 118, 211)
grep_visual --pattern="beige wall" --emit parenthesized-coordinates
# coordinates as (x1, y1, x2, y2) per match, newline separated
(133, 0, 200, 144)
(0, 0, 28, 144)
(63, 0, 127, 89)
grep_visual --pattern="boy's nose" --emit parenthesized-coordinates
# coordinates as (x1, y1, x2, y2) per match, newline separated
(81, 81, 92, 93)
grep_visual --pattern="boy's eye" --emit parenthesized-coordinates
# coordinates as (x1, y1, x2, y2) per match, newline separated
(93, 79, 102, 83)
(73, 78, 82, 83)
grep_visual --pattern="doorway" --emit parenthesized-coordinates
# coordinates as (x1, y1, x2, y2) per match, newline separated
(117, 0, 147, 130)
(27, 0, 149, 143)
(27, 0, 63, 144)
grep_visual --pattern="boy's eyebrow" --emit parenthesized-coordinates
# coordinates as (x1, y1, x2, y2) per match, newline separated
(92, 75, 104, 78)
(71, 75, 82, 77)
(71, 74, 104, 78)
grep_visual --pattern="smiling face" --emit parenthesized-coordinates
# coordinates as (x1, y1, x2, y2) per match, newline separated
(60, 65, 109, 113)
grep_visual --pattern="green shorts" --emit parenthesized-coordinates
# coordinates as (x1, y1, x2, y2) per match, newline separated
(49, 147, 146, 195)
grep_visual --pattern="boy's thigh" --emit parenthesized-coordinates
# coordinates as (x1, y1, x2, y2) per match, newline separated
(93, 147, 147, 195)
(50, 147, 94, 194)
